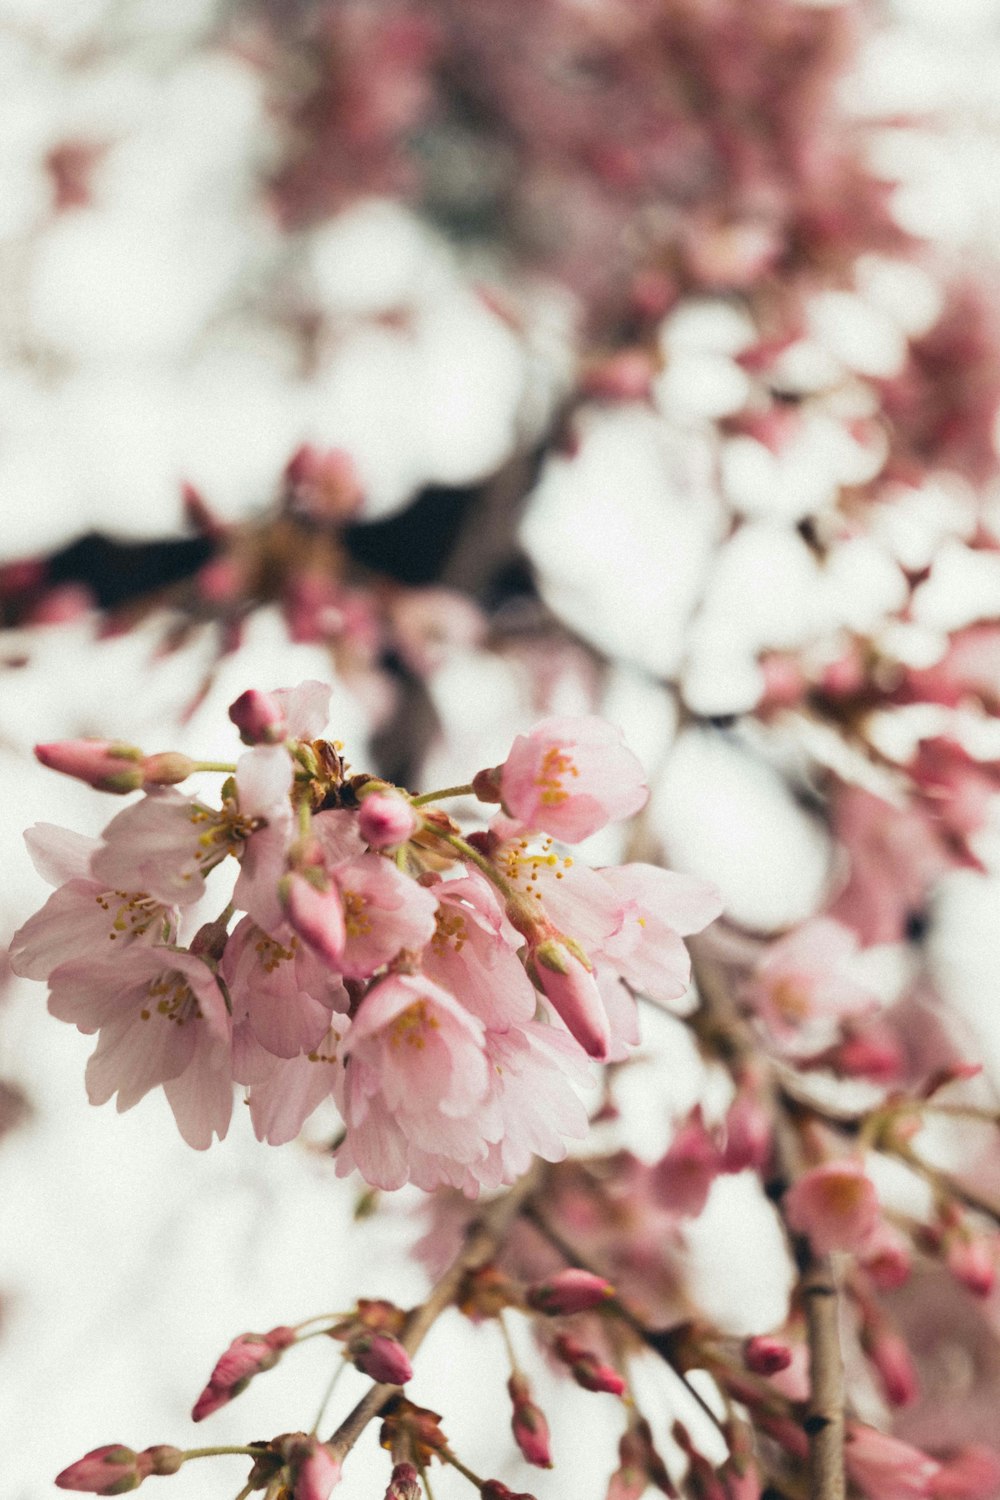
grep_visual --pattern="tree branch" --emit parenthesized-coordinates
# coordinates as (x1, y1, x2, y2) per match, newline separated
(326, 1162, 543, 1461)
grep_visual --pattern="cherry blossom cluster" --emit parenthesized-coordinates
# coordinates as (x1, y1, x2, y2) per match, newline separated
(11, 684, 720, 1191)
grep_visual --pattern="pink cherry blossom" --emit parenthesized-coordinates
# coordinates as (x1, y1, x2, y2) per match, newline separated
(749, 917, 879, 1043)
(846, 1425, 940, 1500)
(525, 1269, 615, 1316)
(237, 1018, 349, 1147)
(497, 715, 648, 842)
(651, 1107, 724, 1218)
(420, 872, 537, 1030)
(531, 937, 611, 1061)
(336, 973, 491, 1190)
(55, 1445, 153, 1494)
(327, 854, 438, 979)
(90, 790, 234, 908)
(783, 1160, 880, 1256)
(222, 916, 348, 1058)
(9, 824, 176, 981)
(35, 739, 145, 794)
(594, 864, 723, 1003)
(47, 948, 232, 1148)
(229, 688, 289, 744)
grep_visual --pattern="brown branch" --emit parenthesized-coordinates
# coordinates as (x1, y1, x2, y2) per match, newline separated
(688, 940, 847, 1500)
(802, 1256, 846, 1500)
(326, 1161, 543, 1462)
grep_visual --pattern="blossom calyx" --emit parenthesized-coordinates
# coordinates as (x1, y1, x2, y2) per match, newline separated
(525, 1269, 615, 1316)
(384, 1464, 422, 1500)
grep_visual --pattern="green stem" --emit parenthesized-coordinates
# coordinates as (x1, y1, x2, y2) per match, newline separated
(497, 1310, 521, 1378)
(192, 761, 238, 774)
(441, 1448, 486, 1487)
(440, 831, 518, 902)
(181, 1445, 269, 1461)
(310, 1355, 348, 1435)
(410, 784, 476, 807)
(418, 1459, 437, 1500)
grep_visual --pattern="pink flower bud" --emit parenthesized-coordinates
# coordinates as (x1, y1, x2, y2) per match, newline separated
(783, 1161, 879, 1256)
(859, 1223, 912, 1291)
(864, 1325, 920, 1407)
(350, 1332, 413, 1385)
(525, 1268, 615, 1316)
(721, 1091, 771, 1174)
(651, 1108, 723, 1218)
(279, 873, 346, 967)
(284, 444, 364, 522)
(358, 789, 419, 849)
(228, 689, 288, 745)
(481, 1484, 538, 1500)
(35, 740, 144, 794)
(846, 1424, 940, 1500)
(143, 1449, 183, 1477)
(743, 1335, 792, 1376)
(946, 1233, 997, 1298)
(553, 1333, 626, 1395)
(292, 1442, 342, 1500)
(192, 1326, 295, 1421)
(532, 939, 610, 1060)
(384, 1463, 422, 1500)
(56, 1446, 153, 1494)
(508, 1374, 553, 1468)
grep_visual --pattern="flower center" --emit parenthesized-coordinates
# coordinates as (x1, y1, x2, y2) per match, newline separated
(430, 908, 468, 954)
(387, 1000, 439, 1051)
(95, 889, 163, 941)
(534, 745, 579, 806)
(254, 932, 298, 973)
(342, 889, 372, 938)
(139, 971, 201, 1025)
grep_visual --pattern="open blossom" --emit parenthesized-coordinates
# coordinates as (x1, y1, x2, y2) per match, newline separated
(593, 864, 723, 1003)
(237, 1018, 350, 1146)
(47, 947, 232, 1148)
(497, 715, 648, 842)
(783, 1160, 880, 1256)
(9, 823, 176, 981)
(748, 917, 878, 1042)
(223, 916, 348, 1058)
(846, 1426, 941, 1500)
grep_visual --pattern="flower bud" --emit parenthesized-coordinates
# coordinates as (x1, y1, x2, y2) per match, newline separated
(384, 1463, 422, 1500)
(279, 873, 346, 967)
(292, 1440, 343, 1500)
(862, 1322, 919, 1407)
(553, 1333, 626, 1395)
(532, 939, 610, 1061)
(651, 1108, 723, 1218)
(721, 1091, 771, 1174)
(35, 740, 144, 794)
(192, 1326, 296, 1421)
(859, 1223, 912, 1291)
(471, 766, 503, 803)
(946, 1232, 997, 1298)
(525, 1269, 615, 1316)
(931, 1445, 1000, 1500)
(743, 1335, 792, 1376)
(508, 1374, 553, 1468)
(143, 1449, 184, 1477)
(55, 1446, 153, 1494)
(481, 1484, 538, 1500)
(228, 689, 288, 745)
(358, 789, 419, 849)
(350, 1332, 413, 1385)
(284, 444, 364, 522)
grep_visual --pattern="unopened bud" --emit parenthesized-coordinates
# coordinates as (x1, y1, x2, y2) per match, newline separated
(35, 740, 144, 794)
(290, 1439, 342, 1500)
(742, 1335, 792, 1376)
(471, 766, 503, 803)
(553, 1334, 626, 1395)
(143, 1448, 184, 1477)
(525, 1269, 615, 1316)
(228, 689, 288, 745)
(358, 789, 419, 849)
(508, 1374, 553, 1469)
(55, 1446, 153, 1494)
(192, 1326, 295, 1421)
(350, 1332, 413, 1385)
(859, 1223, 912, 1291)
(946, 1232, 997, 1298)
(481, 1484, 538, 1500)
(865, 1324, 919, 1407)
(532, 939, 610, 1061)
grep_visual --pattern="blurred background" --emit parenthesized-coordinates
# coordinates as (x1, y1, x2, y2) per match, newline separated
(3, 0, 1000, 1495)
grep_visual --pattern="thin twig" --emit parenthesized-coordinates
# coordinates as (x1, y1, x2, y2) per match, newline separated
(325, 1162, 543, 1461)
(802, 1256, 846, 1500)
